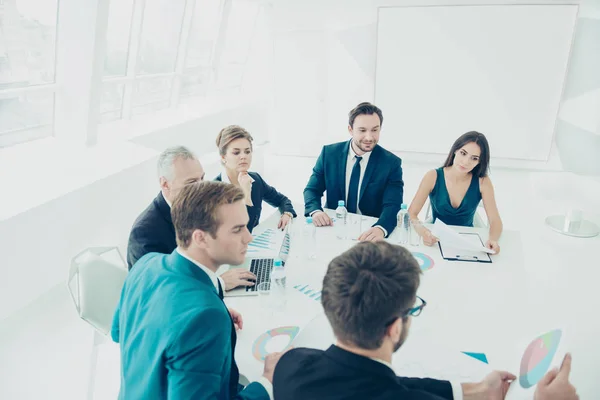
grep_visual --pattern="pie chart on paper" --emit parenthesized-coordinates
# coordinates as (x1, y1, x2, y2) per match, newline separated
(519, 329, 562, 388)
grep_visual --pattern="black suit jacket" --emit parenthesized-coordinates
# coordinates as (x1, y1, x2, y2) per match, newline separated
(273, 346, 454, 400)
(215, 172, 296, 233)
(303, 141, 404, 236)
(126, 192, 176, 270)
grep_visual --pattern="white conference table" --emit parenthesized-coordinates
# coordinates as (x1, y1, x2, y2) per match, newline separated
(223, 207, 535, 385)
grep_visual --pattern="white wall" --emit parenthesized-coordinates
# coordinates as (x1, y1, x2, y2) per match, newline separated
(269, 0, 597, 171)
(0, 103, 269, 322)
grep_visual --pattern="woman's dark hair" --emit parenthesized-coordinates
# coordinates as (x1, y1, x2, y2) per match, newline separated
(442, 131, 490, 178)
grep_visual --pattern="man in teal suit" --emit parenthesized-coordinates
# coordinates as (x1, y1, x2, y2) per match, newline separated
(112, 181, 282, 399)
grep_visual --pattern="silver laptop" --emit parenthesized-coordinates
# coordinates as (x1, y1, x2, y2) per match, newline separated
(221, 227, 291, 297)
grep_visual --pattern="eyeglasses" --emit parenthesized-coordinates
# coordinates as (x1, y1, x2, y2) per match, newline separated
(385, 296, 427, 326)
(405, 296, 427, 317)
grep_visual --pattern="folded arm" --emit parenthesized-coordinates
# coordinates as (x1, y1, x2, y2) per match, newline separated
(166, 306, 270, 400)
(374, 158, 404, 236)
(303, 147, 327, 216)
(259, 175, 297, 217)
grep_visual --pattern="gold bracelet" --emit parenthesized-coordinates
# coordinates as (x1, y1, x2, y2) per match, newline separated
(283, 212, 293, 219)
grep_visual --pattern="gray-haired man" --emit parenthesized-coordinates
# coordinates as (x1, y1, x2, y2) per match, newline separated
(127, 146, 256, 292)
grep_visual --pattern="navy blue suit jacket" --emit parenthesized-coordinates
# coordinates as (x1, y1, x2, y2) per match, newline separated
(215, 172, 296, 232)
(126, 192, 176, 270)
(303, 141, 404, 236)
(112, 251, 269, 400)
(273, 345, 453, 400)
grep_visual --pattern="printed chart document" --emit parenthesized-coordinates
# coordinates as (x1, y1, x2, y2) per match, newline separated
(431, 219, 494, 262)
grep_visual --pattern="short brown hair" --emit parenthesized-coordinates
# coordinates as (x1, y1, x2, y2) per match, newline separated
(321, 242, 421, 349)
(216, 125, 254, 156)
(172, 181, 245, 248)
(348, 102, 384, 128)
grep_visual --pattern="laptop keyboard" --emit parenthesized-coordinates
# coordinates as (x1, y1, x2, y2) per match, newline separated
(245, 258, 285, 292)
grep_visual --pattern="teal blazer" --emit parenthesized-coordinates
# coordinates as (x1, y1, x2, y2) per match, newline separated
(111, 250, 269, 400)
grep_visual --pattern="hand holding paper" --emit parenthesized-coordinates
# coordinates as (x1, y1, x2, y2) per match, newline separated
(431, 219, 496, 254)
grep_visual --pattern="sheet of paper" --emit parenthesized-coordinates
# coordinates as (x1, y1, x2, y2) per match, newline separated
(431, 219, 495, 254)
(439, 233, 492, 261)
(504, 329, 567, 400)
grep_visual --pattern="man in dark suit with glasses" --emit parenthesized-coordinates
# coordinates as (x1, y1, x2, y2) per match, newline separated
(273, 242, 517, 399)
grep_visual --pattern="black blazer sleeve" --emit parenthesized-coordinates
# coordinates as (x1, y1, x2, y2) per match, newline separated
(255, 174, 297, 217)
(396, 377, 454, 399)
(375, 156, 404, 235)
(303, 146, 327, 216)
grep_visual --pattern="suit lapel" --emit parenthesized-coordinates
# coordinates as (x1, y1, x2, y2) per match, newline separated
(359, 145, 381, 203)
(338, 141, 351, 201)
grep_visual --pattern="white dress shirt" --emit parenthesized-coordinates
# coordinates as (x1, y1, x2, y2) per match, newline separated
(371, 357, 463, 400)
(220, 170, 255, 184)
(175, 248, 274, 400)
(345, 142, 387, 237)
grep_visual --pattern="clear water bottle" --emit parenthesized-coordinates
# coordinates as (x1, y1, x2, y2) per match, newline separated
(271, 259, 286, 289)
(396, 203, 409, 244)
(304, 217, 317, 259)
(271, 258, 287, 312)
(335, 200, 348, 239)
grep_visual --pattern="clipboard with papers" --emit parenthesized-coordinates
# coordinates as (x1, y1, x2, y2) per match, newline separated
(430, 219, 495, 263)
(437, 232, 492, 263)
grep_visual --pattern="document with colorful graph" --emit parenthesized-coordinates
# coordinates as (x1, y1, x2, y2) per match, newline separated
(505, 329, 566, 399)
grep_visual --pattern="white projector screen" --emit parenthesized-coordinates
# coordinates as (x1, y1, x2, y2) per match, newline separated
(375, 5, 578, 161)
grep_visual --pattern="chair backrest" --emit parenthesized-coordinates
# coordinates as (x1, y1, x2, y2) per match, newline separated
(67, 247, 128, 336)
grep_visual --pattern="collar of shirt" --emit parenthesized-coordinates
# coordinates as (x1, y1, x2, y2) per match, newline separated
(221, 170, 255, 184)
(175, 248, 219, 292)
(348, 140, 373, 165)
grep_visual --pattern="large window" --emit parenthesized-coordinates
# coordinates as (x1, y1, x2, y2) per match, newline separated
(0, 0, 59, 147)
(1, 0, 261, 146)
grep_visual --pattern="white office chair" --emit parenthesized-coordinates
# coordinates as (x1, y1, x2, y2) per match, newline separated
(67, 246, 128, 400)
(423, 198, 488, 228)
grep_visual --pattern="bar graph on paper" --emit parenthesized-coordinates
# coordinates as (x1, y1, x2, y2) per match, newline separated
(247, 229, 291, 257)
(293, 284, 321, 301)
(248, 229, 279, 252)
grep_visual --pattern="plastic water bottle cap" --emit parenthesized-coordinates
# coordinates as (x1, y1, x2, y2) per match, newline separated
(338, 200, 345, 206)
(401, 204, 408, 210)
(274, 259, 283, 267)
(306, 217, 313, 223)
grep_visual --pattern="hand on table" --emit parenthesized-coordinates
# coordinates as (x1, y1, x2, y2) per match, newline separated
(485, 240, 500, 254)
(221, 269, 256, 290)
(227, 308, 243, 331)
(278, 213, 292, 230)
(262, 350, 288, 383)
(312, 211, 333, 227)
(422, 229, 439, 246)
(358, 227, 385, 242)
(534, 354, 578, 400)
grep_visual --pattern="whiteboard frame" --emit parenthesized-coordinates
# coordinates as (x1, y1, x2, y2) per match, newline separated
(373, 3, 581, 164)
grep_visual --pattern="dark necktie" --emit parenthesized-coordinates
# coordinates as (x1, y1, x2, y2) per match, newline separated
(347, 156, 362, 213)
(217, 278, 224, 300)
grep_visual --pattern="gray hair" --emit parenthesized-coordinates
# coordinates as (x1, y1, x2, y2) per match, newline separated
(157, 146, 197, 182)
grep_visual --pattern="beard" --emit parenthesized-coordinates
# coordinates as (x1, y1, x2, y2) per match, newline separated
(392, 324, 409, 353)
(353, 139, 376, 153)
